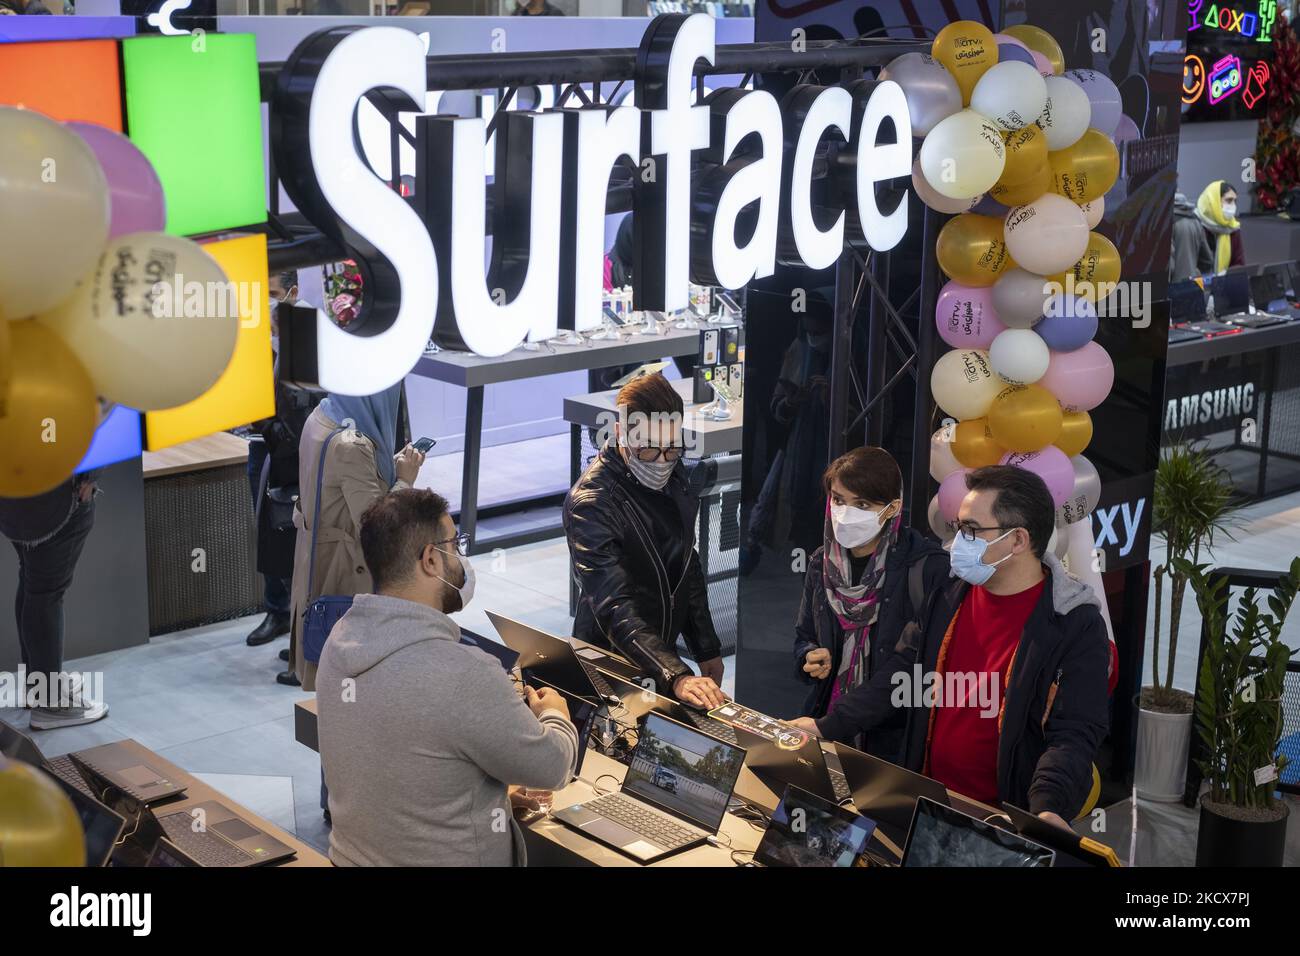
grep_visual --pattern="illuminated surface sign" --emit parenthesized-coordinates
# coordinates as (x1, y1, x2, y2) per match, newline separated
(272, 14, 913, 392)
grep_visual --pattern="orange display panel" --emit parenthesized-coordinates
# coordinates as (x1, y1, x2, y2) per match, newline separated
(0, 39, 122, 129)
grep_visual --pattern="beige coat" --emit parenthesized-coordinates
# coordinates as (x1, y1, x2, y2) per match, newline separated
(289, 406, 408, 690)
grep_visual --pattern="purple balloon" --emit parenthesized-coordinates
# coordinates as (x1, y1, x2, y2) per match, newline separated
(1063, 68, 1122, 137)
(935, 280, 1006, 349)
(937, 468, 972, 522)
(1000, 446, 1075, 507)
(1113, 113, 1140, 145)
(66, 121, 166, 238)
(997, 42, 1035, 67)
(1035, 295, 1098, 351)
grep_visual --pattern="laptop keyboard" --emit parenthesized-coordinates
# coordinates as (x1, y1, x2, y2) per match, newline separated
(588, 794, 702, 850)
(157, 814, 250, 868)
(579, 660, 617, 700)
(679, 710, 740, 746)
(46, 754, 98, 800)
(829, 767, 851, 803)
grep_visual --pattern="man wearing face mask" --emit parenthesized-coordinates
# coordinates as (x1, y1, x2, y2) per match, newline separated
(789, 466, 1110, 828)
(788, 447, 948, 761)
(315, 488, 578, 866)
(564, 373, 726, 709)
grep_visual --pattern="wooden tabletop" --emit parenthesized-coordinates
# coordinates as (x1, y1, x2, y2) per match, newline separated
(142, 432, 250, 478)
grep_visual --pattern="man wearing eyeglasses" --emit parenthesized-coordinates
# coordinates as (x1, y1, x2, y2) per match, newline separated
(790, 465, 1110, 829)
(564, 373, 726, 709)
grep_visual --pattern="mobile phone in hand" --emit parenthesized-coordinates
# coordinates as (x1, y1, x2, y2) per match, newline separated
(412, 437, 436, 453)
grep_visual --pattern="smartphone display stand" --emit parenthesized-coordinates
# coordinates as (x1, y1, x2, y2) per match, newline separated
(699, 381, 733, 421)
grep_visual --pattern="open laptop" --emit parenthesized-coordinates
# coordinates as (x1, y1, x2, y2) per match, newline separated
(487, 611, 620, 705)
(1000, 802, 1121, 867)
(553, 712, 746, 863)
(902, 796, 1055, 867)
(598, 667, 741, 746)
(146, 837, 201, 868)
(1213, 268, 1284, 328)
(732, 723, 852, 806)
(1248, 271, 1300, 321)
(46, 771, 127, 867)
(458, 628, 520, 671)
(1168, 278, 1206, 326)
(146, 800, 296, 868)
(753, 785, 875, 868)
(833, 741, 952, 853)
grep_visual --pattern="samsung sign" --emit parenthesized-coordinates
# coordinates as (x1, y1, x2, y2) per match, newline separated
(272, 13, 911, 394)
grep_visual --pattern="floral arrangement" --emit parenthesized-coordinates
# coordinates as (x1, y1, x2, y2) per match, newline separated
(325, 260, 363, 327)
(1254, 16, 1300, 212)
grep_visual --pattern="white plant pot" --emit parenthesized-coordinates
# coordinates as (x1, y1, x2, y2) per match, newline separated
(1134, 705, 1193, 802)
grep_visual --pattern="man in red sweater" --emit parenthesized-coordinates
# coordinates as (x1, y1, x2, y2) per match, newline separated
(793, 466, 1111, 828)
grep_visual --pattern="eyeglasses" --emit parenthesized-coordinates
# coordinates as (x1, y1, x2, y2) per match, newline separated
(421, 532, 470, 560)
(630, 445, 684, 463)
(955, 523, 1015, 542)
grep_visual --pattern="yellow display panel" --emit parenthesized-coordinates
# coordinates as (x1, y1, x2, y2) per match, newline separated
(145, 234, 273, 450)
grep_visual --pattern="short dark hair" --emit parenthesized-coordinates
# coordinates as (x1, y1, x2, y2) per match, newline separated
(616, 372, 684, 419)
(965, 465, 1054, 558)
(823, 446, 902, 505)
(359, 488, 451, 592)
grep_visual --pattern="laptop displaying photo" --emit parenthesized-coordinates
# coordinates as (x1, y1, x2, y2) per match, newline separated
(902, 796, 1055, 868)
(46, 771, 127, 867)
(149, 800, 296, 868)
(753, 785, 875, 868)
(553, 712, 746, 863)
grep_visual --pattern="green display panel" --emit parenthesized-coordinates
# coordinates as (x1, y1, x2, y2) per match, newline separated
(122, 33, 266, 237)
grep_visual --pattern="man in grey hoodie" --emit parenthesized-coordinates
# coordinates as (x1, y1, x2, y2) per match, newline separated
(316, 488, 578, 866)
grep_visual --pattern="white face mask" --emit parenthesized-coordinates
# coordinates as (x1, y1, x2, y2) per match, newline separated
(435, 551, 475, 613)
(1222, 202, 1237, 220)
(830, 502, 890, 549)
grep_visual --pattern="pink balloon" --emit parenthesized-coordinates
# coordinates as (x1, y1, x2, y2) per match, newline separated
(936, 281, 1007, 349)
(993, 32, 1029, 50)
(1039, 340, 1114, 412)
(1031, 50, 1053, 76)
(937, 468, 972, 522)
(1000, 446, 1074, 507)
(66, 121, 166, 238)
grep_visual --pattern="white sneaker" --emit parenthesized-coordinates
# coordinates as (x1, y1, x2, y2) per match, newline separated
(29, 701, 109, 730)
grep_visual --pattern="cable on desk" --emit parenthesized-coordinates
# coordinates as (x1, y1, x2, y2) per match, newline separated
(591, 774, 621, 797)
(730, 848, 756, 867)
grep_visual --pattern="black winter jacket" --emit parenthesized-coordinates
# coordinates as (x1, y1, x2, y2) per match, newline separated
(815, 553, 1110, 818)
(563, 445, 721, 693)
(792, 530, 950, 762)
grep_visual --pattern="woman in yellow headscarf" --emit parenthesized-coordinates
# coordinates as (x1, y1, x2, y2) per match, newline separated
(1195, 180, 1245, 274)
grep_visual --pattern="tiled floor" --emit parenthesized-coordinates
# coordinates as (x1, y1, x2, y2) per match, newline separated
(3, 465, 1296, 861)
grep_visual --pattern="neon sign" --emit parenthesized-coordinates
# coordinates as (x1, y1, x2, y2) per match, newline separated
(1188, 0, 1277, 42)
(1208, 54, 1242, 103)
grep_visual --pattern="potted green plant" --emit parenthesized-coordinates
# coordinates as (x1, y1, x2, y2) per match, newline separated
(1180, 556, 1298, 867)
(1136, 441, 1239, 801)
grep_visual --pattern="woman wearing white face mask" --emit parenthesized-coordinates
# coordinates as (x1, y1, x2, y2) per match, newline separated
(1195, 180, 1245, 276)
(788, 447, 949, 760)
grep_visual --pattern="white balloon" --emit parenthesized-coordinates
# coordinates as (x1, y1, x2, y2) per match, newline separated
(1079, 196, 1105, 228)
(919, 109, 1007, 200)
(1004, 193, 1090, 276)
(970, 61, 1048, 132)
(880, 52, 963, 137)
(0, 107, 110, 319)
(930, 425, 963, 481)
(1036, 75, 1091, 150)
(927, 493, 958, 544)
(912, 158, 982, 214)
(989, 328, 1050, 384)
(992, 268, 1054, 328)
(1055, 454, 1102, 527)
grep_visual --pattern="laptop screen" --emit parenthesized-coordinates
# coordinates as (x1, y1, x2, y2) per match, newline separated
(458, 631, 519, 671)
(147, 837, 200, 868)
(1212, 269, 1251, 317)
(902, 797, 1055, 868)
(754, 785, 875, 868)
(0, 719, 48, 768)
(1168, 280, 1205, 324)
(622, 713, 746, 832)
(47, 772, 126, 867)
(1250, 271, 1284, 310)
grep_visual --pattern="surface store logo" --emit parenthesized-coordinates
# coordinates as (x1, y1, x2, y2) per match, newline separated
(273, 13, 916, 394)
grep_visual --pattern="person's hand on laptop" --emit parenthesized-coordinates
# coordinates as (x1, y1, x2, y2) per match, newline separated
(673, 674, 726, 709)
(1037, 810, 1072, 832)
(787, 716, 821, 736)
(698, 656, 724, 685)
(802, 648, 831, 680)
(526, 685, 571, 723)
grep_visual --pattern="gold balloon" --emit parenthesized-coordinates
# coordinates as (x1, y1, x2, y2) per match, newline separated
(1056, 409, 1093, 457)
(988, 164, 1052, 206)
(0, 314, 10, 419)
(1048, 129, 1120, 204)
(936, 213, 1016, 287)
(1003, 24, 1064, 75)
(999, 124, 1048, 187)
(0, 758, 86, 867)
(0, 322, 97, 498)
(988, 383, 1063, 452)
(951, 417, 1006, 468)
(1063, 232, 1122, 299)
(932, 20, 998, 104)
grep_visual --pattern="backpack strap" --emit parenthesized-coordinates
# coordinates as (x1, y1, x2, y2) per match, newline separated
(907, 554, 927, 619)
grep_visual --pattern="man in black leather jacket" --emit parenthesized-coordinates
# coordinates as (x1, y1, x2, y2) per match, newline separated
(563, 373, 725, 708)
